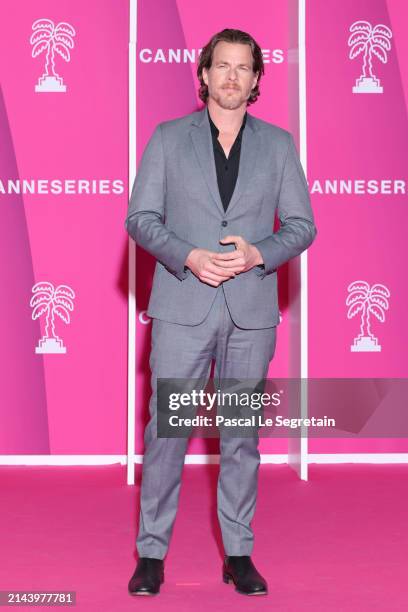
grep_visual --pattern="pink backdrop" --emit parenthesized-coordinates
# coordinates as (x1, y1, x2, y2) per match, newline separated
(0, 0, 129, 454)
(0, 0, 406, 457)
(307, 0, 408, 453)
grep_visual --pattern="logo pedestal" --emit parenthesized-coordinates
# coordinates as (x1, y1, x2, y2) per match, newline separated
(351, 336, 381, 352)
(352, 76, 383, 94)
(35, 337, 67, 354)
(35, 75, 66, 93)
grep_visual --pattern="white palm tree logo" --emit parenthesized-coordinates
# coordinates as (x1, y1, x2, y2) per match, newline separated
(346, 280, 390, 352)
(30, 282, 75, 354)
(30, 18, 76, 93)
(348, 20, 392, 94)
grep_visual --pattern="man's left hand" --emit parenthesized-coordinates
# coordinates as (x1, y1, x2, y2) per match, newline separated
(212, 235, 263, 275)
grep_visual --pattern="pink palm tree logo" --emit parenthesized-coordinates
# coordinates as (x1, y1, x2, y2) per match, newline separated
(348, 20, 392, 94)
(30, 282, 75, 354)
(30, 18, 76, 92)
(346, 280, 390, 352)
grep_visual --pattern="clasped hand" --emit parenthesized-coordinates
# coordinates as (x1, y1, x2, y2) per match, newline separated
(185, 235, 263, 288)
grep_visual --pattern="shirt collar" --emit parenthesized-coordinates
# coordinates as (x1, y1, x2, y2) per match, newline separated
(207, 107, 247, 139)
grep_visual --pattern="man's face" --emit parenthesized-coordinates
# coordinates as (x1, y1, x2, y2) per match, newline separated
(202, 41, 259, 111)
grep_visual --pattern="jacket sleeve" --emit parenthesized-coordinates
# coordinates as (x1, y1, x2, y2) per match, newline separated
(125, 123, 197, 281)
(252, 133, 317, 277)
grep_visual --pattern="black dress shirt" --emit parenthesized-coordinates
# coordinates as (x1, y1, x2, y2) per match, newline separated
(207, 108, 247, 212)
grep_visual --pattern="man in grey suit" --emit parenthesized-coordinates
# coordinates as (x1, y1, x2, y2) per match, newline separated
(126, 28, 316, 596)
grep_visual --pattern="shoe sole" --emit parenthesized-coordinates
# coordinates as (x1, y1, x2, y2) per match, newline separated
(128, 577, 164, 596)
(223, 573, 268, 596)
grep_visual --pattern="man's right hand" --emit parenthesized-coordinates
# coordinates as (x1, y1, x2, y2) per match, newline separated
(185, 248, 236, 287)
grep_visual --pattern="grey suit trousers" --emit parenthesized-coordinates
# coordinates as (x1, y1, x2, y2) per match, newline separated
(136, 284, 277, 559)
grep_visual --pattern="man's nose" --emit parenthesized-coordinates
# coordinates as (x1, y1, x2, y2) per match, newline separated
(227, 69, 238, 80)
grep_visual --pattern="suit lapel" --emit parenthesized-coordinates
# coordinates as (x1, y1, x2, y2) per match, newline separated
(190, 109, 224, 216)
(226, 113, 260, 215)
(190, 108, 260, 217)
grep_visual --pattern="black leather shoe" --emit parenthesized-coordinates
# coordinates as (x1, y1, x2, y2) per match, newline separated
(223, 555, 268, 595)
(128, 557, 164, 596)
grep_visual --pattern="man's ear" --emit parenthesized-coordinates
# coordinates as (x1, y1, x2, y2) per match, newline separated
(202, 68, 208, 85)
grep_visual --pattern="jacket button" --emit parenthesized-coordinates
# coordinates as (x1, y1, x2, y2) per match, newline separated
(221, 220, 228, 227)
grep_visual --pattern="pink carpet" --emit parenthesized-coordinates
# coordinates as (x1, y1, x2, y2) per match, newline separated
(0, 463, 407, 611)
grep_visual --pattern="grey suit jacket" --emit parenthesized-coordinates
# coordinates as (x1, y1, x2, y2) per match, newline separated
(125, 107, 316, 329)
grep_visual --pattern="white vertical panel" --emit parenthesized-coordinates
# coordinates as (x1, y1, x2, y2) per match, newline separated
(299, 0, 309, 481)
(127, 0, 137, 485)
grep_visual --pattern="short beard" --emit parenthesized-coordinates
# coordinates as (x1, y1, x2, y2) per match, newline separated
(209, 88, 250, 110)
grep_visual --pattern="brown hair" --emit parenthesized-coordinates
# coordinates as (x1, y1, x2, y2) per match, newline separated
(197, 29, 264, 106)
